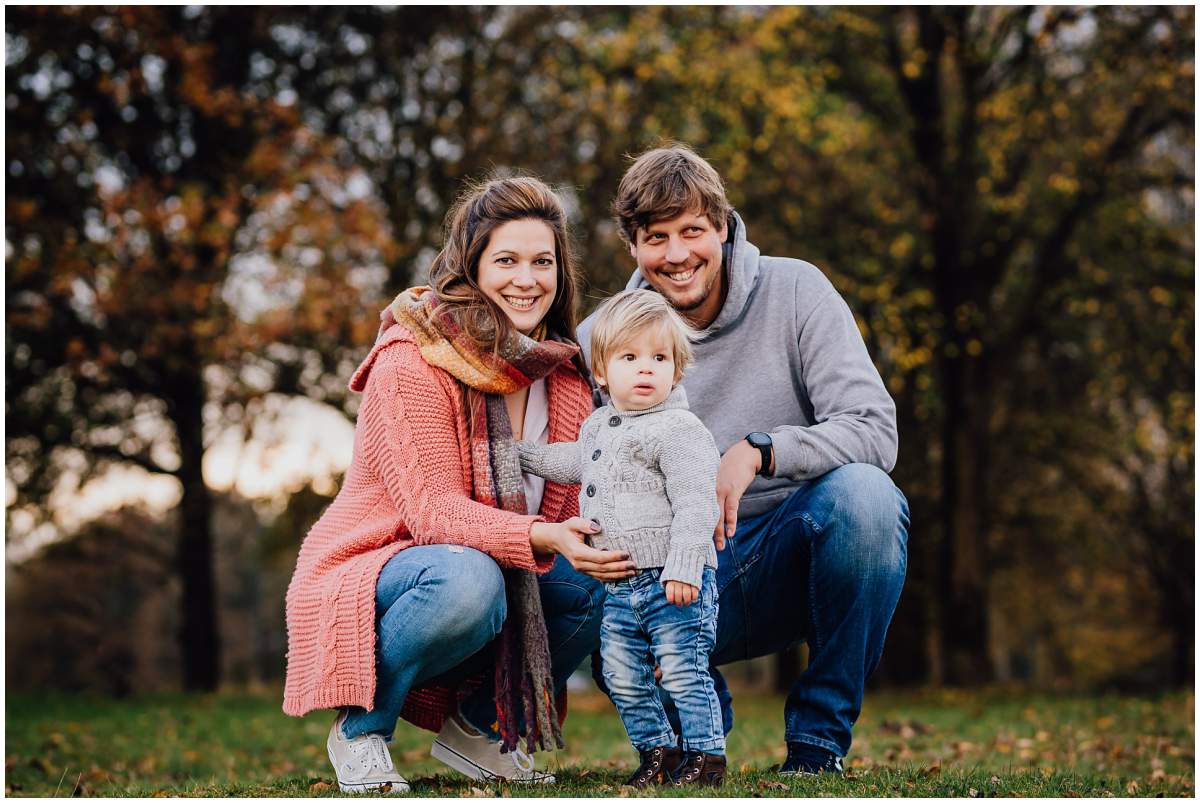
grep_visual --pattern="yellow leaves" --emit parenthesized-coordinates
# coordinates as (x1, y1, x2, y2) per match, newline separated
(1148, 286, 1173, 306)
(1048, 173, 1079, 195)
(889, 232, 916, 261)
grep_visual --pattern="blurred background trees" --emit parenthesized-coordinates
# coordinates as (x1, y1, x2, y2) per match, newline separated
(6, 6, 1193, 693)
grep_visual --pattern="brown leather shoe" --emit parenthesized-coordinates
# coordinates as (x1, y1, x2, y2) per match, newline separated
(625, 746, 684, 787)
(671, 750, 727, 786)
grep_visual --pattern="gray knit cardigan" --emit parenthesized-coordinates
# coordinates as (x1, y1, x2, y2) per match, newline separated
(517, 386, 720, 588)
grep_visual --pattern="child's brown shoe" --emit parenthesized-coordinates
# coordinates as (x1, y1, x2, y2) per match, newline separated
(625, 746, 684, 787)
(670, 750, 726, 786)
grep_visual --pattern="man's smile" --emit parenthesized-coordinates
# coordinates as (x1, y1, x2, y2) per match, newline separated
(659, 266, 699, 285)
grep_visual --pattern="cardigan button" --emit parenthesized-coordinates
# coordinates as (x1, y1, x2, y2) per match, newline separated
(592, 449, 601, 461)
(586, 484, 596, 497)
(609, 415, 621, 427)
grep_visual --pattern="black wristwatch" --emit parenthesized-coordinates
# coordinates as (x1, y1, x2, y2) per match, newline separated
(745, 432, 774, 477)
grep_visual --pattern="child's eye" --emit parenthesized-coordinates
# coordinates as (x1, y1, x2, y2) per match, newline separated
(654, 354, 666, 361)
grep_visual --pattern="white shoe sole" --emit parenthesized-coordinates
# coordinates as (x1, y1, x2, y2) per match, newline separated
(430, 740, 555, 785)
(327, 745, 410, 795)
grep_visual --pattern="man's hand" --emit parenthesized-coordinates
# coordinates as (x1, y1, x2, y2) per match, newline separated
(665, 580, 698, 606)
(530, 518, 636, 581)
(713, 439, 764, 549)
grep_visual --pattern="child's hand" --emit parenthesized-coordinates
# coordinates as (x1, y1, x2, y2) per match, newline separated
(665, 580, 698, 606)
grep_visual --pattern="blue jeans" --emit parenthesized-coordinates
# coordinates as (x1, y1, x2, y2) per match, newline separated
(342, 545, 605, 740)
(600, 463, 909, 758)
(601, 567, 724, 754)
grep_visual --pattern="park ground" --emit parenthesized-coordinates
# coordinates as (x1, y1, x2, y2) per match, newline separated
(4, 686, 1193, 797)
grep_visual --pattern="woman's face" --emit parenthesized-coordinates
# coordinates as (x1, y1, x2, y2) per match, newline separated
(476, 218, 558, 335)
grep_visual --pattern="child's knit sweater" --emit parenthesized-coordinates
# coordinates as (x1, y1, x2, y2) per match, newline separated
(517, 387, 720, 589)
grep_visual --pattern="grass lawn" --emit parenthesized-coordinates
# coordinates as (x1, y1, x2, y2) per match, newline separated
(5, 686, 1193, 797)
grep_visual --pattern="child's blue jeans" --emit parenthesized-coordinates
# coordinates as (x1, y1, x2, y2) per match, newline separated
(600, 566, 724, 754)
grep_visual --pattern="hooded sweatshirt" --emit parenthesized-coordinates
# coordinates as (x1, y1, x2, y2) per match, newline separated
(577, 212, 898, 520)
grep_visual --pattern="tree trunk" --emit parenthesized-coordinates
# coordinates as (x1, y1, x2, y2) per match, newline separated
(936, 351, 991, 684)
(172, 363, 220, 691)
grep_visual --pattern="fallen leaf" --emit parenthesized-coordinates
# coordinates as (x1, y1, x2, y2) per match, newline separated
(1126, 780, 1139, 794)
(968, 788, 979, 798)
(990, 775, 1001, 786)
(1064, 791, 1082, 798)
(758, 779, 788, 791)
(308, 781, 332, 792)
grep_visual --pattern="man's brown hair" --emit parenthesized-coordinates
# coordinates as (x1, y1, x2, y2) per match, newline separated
(611, 143, 733, 245)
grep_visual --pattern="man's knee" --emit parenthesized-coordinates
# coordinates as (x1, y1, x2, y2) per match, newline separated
(819, 464, 909, 572)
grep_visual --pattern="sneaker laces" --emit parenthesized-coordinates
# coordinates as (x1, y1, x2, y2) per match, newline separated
(510, 746, 536, 776)
(350, 733, 395, 774)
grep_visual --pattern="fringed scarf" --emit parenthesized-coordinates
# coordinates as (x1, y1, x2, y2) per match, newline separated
(382, 286, 576, 754)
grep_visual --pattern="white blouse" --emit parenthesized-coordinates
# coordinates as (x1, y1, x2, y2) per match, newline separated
(522, 377, 550, 516)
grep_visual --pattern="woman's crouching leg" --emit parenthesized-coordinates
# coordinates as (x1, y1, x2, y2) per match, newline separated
(458, 555, 605, 734)
(341, 545, 506, 740)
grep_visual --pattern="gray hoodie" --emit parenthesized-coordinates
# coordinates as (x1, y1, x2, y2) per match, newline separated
(517, 387, 720, 589)
(577, 212, 898, 519)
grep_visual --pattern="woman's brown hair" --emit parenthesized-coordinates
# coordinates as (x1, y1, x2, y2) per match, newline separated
(428, 174, 585, 377)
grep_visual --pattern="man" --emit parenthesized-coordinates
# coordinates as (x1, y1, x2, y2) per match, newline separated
(577, 144, 909, 775)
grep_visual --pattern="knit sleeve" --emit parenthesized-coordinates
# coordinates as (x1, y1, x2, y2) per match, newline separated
(517, 440, 584, 484)
(656, 413, 722, 588)
(362, 343, 549, 573)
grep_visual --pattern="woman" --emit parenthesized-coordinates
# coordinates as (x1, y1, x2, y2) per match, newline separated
(283, 176, 635, 794)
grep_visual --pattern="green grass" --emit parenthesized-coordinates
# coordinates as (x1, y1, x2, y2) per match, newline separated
(5, 687, 1193, 797)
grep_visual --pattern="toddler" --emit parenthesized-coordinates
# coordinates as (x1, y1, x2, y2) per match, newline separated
(517, 288, 725, 787)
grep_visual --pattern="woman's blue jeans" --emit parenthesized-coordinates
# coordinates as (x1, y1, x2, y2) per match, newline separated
(595, 463, 909, 758)
(341, 546, 605, 740)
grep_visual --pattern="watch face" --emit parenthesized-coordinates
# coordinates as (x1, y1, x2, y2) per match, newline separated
(747, 432, 771, 447)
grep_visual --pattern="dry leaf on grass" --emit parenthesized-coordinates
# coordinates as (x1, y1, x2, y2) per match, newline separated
(308, 780, 332, 792)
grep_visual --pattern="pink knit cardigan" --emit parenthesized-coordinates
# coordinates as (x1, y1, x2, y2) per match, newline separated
(282, 324, 592, 720)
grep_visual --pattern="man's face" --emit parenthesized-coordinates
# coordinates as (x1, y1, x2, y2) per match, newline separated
(629, 211, 728, 324)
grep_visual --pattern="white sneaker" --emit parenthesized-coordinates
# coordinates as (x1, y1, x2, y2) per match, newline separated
(326, 710, 411, 795)
(431, 715, 556, 784)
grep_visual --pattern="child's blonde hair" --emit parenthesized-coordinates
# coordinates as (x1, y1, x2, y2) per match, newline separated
(590, 289, 700, 386)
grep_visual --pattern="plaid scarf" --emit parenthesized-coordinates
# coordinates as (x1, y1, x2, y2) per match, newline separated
(383, 286, 577, 753)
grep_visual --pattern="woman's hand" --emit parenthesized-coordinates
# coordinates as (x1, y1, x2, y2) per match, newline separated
(531, 518, 637, 581)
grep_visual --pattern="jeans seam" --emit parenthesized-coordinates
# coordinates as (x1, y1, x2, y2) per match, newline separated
(785, 732, 841, 756)
(682, 736, 726, 752)
(540, 580, 596, 649)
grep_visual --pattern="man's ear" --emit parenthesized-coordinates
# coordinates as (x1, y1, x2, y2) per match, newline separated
(628, 240, 637, 261)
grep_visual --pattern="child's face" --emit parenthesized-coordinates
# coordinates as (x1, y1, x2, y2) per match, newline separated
(599, 326, 676, 412)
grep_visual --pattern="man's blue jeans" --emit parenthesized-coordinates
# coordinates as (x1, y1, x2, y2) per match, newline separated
(342, 545, 605, 740)
(600, 567, 724, 754)
(601, 463, 909, 758)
